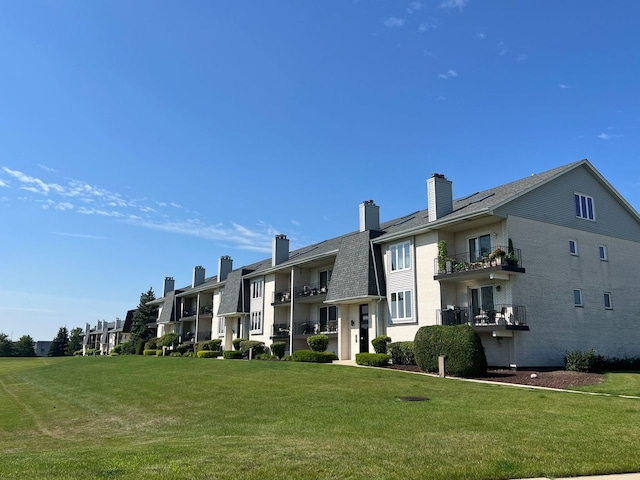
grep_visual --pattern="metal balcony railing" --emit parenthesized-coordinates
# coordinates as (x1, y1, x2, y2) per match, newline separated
(436, 304, 527, 327)
(434, 246, 523, 276)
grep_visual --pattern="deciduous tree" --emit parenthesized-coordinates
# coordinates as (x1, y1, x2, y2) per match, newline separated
(14, 335, 36, 357)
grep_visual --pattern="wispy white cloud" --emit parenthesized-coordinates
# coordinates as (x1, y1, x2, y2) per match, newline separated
(2, 167, 65, 195)
(440, 0, 468, 9)
(497, 42, 508, 56)
(475, 32, 486, 40)
(0, 179, 9, 187)
(438, 69, 458, 79)
(516, 53, 528, 63)
(418, 17, 438, 32)
(383, 17, 405, 28)
(423, 50, 438, 60)
(407, 1, 423, 14)
(52, 232, 105, 240)
(558, 84, 570, 89)
(291, 219, 301, 226)
(56, 202, 74, 211)
(38, 164, 56, 172)
(436, 95, 447, 101)
(598, 132, 623, 140)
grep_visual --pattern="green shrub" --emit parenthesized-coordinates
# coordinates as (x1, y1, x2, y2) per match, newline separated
(158, 333, 180, 349)
(281, 355, 292, 361)
(135, 339, 145, 355)
(371, 335, 392, 354)
(196, 339, 223, 352)
(143, 349, 160, 356)
(307, 334, 329, 352)
(565, 349, 597, 372)
(232, 338, 246, 351)
(111, 344, 124, 355)
(223, 350, 244, 360)
(169, 352, 182, 357)
(291, 350, 337, 363)
(388, 341, 415, 365)
(197, 350, 221, 358)
(119, 341, 134, 355)
(255, 353, 279, 361)
(356, 353, 390, 367)
(85, 348, 100, 356)
(270, 341, 286, 359)
(414, 325, 487, 377)
(156, 349, 163, 356)
(239, 340, 265, 357)
(176, 343, 194, 355)
(145, 337, 159, 350)
(594, 355, 640, 371)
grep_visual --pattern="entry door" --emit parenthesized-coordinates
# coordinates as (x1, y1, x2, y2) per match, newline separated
(359, 304, 369, 353)
(470, 286, 494, 316)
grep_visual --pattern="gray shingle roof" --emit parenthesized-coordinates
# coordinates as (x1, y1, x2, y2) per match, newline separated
(157, 291, 176, 323)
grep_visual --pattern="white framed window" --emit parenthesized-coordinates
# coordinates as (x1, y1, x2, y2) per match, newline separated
(469, 234, 491, 262)
(319, 305, 338, 332)
(390, 290, 412, 321)
(569, 240, 578, 256)
(251, 279, 263, 299)
(598, 245, 608, 261)
(390, 241, 411, 271)
(217, 317, 225, 336)
(574, 193, 595, 221)
(573, 289, 583, 307)
(250, 311, 262, 332)
(604, 292, 612, 309)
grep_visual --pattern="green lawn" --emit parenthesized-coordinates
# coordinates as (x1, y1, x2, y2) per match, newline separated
(1, 356, 639, 480)
(572, 371, 640, 397)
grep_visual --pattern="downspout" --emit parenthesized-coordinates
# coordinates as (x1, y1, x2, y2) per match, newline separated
(370, 240, 384, 339)
(195, 293, 200, 343)
(289, 267, 294, 355)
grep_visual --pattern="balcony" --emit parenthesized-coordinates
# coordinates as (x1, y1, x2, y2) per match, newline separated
(180, 309, 197, 320)
(269, 320, 338, 338)
(434, 246, 525, 281)
(436, 304, 529, 332)
(272, 283, 329, 306)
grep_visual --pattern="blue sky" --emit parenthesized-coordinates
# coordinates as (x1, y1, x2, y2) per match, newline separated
(1, 1, 638, 341)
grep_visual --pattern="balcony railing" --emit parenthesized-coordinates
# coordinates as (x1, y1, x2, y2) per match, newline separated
(272, 283, 330, 305)
(434, 246, 523, 276)
(436, 304, 527, 327)
(270, 320, 338, 337)
(272, 290, 292, 305)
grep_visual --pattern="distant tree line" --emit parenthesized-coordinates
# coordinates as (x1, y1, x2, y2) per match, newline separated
(0, 327, 83, 357)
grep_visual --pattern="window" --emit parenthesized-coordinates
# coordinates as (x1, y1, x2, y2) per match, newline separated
(250, 311, 262, 332)
(469, 234, 491, 262)
(604, 292, 612, 309)
(569, 240, 578, 256)
(251, 279, 263, 299)
(573, 289, 583, 307)
(598, 245, 608, 261)
(319, 305, 338, 332)
(390, 242, 411, 271)
(217, 317, 225, 336)
(390, 290, 412, 321)
(574, 193, 595, 220)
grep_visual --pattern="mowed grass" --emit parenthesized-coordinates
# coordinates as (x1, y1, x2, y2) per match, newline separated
(1, 357, 639, 480)
(572, 371, 640, 397)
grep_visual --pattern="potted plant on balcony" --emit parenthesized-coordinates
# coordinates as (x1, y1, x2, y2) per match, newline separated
(506, 252, 519, 266)
(489, 248, 506, 266)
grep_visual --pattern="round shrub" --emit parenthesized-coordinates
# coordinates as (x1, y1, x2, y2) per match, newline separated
(145, 337, 158, 350)
(239, 340, 266, 357)
(371, 335, 392, 354)
(307, 334, 329, 352)
(143, 349, 160, 356)
(195, 339, 222, 352)
(356, 353, 390, 367)
(176, 343, 194, 355)
(270, 341, 287, 359)
(414, 325, 487, 377)
(158, 333, 180, 349)
(565, 349, 597, 372)
(388, 341, 416, 365)
(232, 338, 246, 351)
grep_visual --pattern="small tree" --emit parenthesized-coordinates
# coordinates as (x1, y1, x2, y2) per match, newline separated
(129, 288, 159, 354)
(14, 335, 36, 357)
(158, 332, 180, 349)
(371, 335, 392, 354)
(48, 327, 70, 357)
(0, 333, 15, 357)
(66, 327, 83, 356)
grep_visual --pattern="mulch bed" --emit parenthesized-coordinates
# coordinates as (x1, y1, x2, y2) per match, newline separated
(385, 364, 603, 389)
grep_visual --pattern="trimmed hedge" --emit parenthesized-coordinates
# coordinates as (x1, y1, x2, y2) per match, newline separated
(388, 341, 415, 365)
(291, 350, 337, 363)
(145, 337, 158, 350)
(239, 341, 266, 357)
(371, 335, 392, 354)
(197, 350, 221, 358)
(232, 338, 246, 351)
(356, 353, 390, 367)
(176, 343, 194, 355)
(414, 325, 487, 377)
(307, 334, 329, 352)
(195, 339, 222, 352)
(223, 350, 244, 360)
(143, 349, 162, 356)
(270, 341, 286, 359)
(158, 333, 180, 348)
(565, 349, 597, 372)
